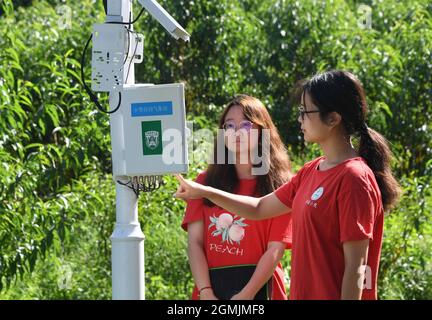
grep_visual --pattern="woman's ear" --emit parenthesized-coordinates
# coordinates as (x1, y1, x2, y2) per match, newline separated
(327, 112, 342, 128)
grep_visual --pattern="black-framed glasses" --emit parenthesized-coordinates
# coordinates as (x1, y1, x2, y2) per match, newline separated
(298, 105, 320, 121)
(222, 120, 254, 132)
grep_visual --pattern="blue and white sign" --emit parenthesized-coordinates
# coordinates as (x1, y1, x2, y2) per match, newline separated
(131, 101, 173, 117)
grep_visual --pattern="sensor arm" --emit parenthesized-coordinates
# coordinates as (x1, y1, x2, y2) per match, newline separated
(137, 0, 190, 41)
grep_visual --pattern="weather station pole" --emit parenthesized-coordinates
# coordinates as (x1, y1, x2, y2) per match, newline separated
(104, 0, 145, 300)
(82, 0, 190, 300)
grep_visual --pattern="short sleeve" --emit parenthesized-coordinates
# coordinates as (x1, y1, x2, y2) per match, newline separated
(337, 170, 382, 243)
(181, 172, 207, 231)
(274, 166, 305, 209)
(268, 213, 292, 249)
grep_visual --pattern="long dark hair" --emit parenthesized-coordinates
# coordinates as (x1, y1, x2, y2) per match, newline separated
(300, 70, 401, 212)
(204, 94, 293, 207)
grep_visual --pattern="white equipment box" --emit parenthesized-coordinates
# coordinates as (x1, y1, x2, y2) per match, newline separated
(111, 83, 188, 176)
(91, 24, 144, 92)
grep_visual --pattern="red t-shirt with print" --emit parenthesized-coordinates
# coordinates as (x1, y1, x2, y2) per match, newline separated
(182, 171, 292, 300)
(274, 156, 384, 300)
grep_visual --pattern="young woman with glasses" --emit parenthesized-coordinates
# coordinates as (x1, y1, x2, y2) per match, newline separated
(181, 94, 293, 300)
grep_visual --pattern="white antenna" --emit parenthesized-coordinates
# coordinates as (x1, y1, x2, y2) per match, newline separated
(138, 0, 190, 41)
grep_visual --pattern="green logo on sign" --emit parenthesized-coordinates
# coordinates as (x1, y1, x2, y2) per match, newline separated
(142, 121, 163, 155)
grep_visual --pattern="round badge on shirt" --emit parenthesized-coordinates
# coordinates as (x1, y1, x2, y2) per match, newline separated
(311, 187, 324, 200)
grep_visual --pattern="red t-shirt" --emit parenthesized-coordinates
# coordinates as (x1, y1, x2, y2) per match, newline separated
(275, 156, 384, 300)
(182, 171, 292, 300)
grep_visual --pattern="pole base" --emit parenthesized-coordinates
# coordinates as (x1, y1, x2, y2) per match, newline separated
(111, 223, 145, 300)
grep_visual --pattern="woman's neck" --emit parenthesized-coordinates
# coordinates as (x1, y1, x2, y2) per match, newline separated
(234, 161, 254, 180)
(319, 132, 358, 165)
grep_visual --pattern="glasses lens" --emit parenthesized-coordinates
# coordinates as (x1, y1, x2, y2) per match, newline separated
(239, 121, 253, 132)
(223, 121, 236, 131)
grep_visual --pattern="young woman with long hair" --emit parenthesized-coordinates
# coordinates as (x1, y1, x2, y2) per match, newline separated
(181, 94, 293, 300)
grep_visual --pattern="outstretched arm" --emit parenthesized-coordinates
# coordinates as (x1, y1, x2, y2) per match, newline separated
(174, 174, 291, 220)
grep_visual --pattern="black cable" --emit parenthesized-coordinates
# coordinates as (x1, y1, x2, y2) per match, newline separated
(106, 7, 145, 25)
(103, 0, 107, 15)
(116, 175, 164, 197)
(122, 8, 132, 65)
(123, 26, 130, 65)
(126, 29, 140, 84)
(81, 5, 145, 114)
(117, 179, 139, 197)
(80, 33, 122, 114)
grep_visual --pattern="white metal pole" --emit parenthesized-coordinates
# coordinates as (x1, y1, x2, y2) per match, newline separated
(111, 182, 145, 300)
(108, 0, 145, 300)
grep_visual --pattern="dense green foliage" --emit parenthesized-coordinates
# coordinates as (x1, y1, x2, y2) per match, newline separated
(0, 0, 431, 299)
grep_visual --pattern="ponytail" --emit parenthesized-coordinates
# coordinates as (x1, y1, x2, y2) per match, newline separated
(358, 126, 401, 212)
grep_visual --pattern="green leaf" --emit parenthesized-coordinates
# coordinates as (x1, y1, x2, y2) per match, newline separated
(24, 143, 43, 151)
